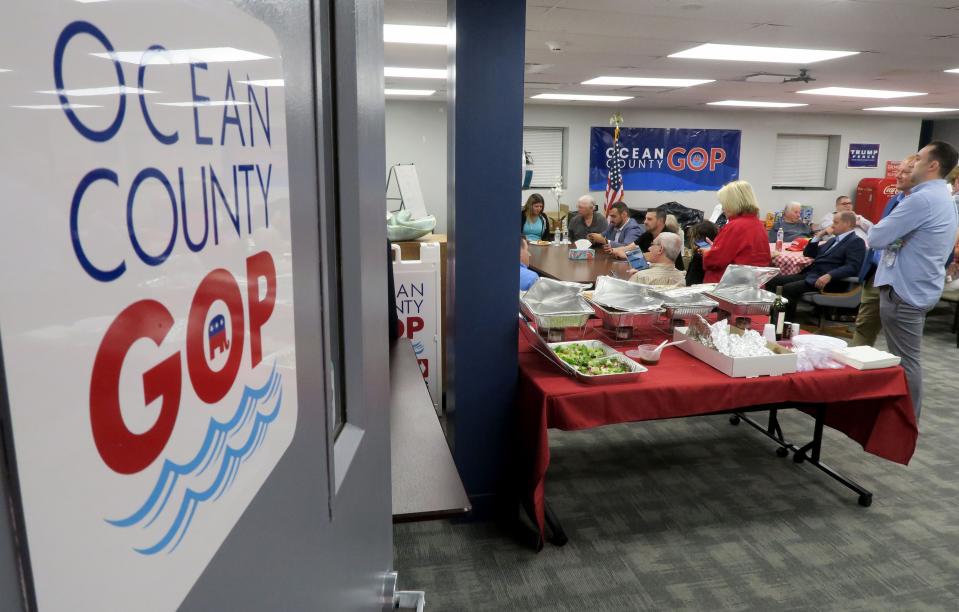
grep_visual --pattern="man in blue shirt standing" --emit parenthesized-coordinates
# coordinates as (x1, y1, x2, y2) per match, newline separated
(852, 154, 918, 347)
(520, 236, 540, 291)
(868, 141, 959, 419)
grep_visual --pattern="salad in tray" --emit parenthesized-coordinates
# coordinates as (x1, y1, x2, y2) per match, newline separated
(553, 343, 631, 375)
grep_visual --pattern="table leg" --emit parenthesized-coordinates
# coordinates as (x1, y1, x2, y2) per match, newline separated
(544, 501, 568, 546)
(518, 497, 568, 550)
(732, 406, 874, 507)
(791, 406, 873, 507)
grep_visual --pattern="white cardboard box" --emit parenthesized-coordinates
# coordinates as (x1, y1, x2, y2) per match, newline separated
(673, 327, 798, 378)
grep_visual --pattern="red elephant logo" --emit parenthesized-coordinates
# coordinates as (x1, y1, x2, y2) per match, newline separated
(208, 314, 230, 360)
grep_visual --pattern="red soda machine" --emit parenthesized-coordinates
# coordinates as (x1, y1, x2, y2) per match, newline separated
(855, 178, 898, 223)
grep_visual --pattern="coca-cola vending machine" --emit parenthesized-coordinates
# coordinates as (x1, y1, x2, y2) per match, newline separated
(855, 178, 899, 223)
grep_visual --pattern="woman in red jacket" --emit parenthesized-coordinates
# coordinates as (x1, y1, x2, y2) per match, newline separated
(701, 180, 771, 283)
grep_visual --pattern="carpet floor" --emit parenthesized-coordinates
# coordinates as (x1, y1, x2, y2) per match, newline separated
(394, 302, 959, 611)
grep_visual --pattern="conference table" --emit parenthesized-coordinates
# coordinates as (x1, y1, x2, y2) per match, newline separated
(516, 320, 918, 551)
(527, 243, 622, 285)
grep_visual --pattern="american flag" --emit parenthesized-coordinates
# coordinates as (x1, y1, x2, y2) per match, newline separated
(604, 125, 625, 214)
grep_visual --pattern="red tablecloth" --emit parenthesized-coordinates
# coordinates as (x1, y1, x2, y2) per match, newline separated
(517, 328, 918, 541)
(770, 242, 814, 275)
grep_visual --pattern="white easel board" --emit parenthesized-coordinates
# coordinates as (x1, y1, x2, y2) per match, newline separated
(387, 164, 429, 219)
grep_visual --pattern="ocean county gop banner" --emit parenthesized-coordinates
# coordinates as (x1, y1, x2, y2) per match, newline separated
(589, 127, 741, 192)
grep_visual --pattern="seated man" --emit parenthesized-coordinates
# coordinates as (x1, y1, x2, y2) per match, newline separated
(609, 208, 684, 270)
(519, 236, 539, 291)
(768, 202, 814, 243)
(627, 232, 687, 288)
(588, 201, 644, 248)
(817, 195, 873, 241)
(765, 211, 866, 320)
(567, 195, 608, 242)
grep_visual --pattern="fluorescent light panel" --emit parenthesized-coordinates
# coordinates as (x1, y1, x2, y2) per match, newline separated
(12, 104, 102, 109)
(384, 24, 449, 45)
(0, 69, 11, 73)
(36, 85, 157, 96)
(385, 67, 446, 79)
(945, 68, 959, 74)
(385, 88, 435, 96)
(236, 79, 285, 87)
(708, 100, 807, 108)
(669, 43, 858, 64)
(582, 76, 713, 87)
(157, 100, 250, 107)
(864, 106, 959, 113)
(798, 87, 925, 99)
(91, 47, 270, 65)
(532, 93, 633, 102)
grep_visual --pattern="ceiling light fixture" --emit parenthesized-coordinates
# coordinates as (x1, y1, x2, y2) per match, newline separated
(798, 87, 925, 99)
(707, 100, 807, 108)
(385, 89, 436, 96)
(384, 24, 449, 46)
(669, 43, 858, 64)
(91, 47, 270, 65)
(12, 104, 102, 110)
(385, 67, 447, 79)
(864, 106, 959, 113)
(236, 79, 285, 87)
(532, 93, 633, 102)
(157, 100, 251, 107)
(945, 68, 959, 74)
(582, 76, 714, 87)
(36, 85, 157, 96)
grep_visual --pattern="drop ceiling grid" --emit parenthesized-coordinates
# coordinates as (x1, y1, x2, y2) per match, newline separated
(386, 0, 959, 116)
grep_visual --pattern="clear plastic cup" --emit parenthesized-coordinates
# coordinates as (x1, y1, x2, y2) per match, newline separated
(633, 343, 662, 366)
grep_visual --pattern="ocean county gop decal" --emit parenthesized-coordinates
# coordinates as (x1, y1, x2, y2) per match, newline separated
(0, 3, 298, 610)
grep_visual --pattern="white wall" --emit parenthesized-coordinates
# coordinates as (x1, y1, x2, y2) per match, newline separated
(384, 100, 448, 234)
(386, 99, 922, 233)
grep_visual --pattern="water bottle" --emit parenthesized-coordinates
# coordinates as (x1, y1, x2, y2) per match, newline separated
(561, 216, 569, 244)
(553, 226, 561, 245)
(775, 227, 784, 252)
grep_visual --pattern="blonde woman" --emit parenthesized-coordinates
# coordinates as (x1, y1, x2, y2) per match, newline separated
(701, 180, 771, 283)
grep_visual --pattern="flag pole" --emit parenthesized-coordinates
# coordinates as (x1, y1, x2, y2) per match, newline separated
(605, 112, 625, 215)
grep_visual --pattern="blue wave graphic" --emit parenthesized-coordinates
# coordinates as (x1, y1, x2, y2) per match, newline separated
(107, 364, 283, 555)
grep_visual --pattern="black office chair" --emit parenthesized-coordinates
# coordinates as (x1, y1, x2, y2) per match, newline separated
(800, 277, 862, 334)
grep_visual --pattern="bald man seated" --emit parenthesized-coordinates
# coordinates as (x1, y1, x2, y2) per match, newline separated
(627, 232, 687, 288)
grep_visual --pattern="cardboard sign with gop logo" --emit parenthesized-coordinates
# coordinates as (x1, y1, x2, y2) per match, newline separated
(0, 3, 298, 610)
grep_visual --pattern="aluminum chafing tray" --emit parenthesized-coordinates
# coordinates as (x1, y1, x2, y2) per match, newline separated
(658, 286, 719, 319)
(546, 339, 647, 385)
(706, 265, 783, 315)
(520, 277, 594, 332)
(704, 287, 783, 316)
(591, 276, 664, 312)
(519, 300, 592, 331)
(586, 298, 663, 329)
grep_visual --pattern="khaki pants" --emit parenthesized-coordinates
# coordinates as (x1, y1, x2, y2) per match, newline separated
(851, 277, 881, 347)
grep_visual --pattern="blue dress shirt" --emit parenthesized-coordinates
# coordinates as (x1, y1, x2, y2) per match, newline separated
(868, 179, 959, 309)
(520, 263, 539, 291)
(602, 217, 644, 248)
